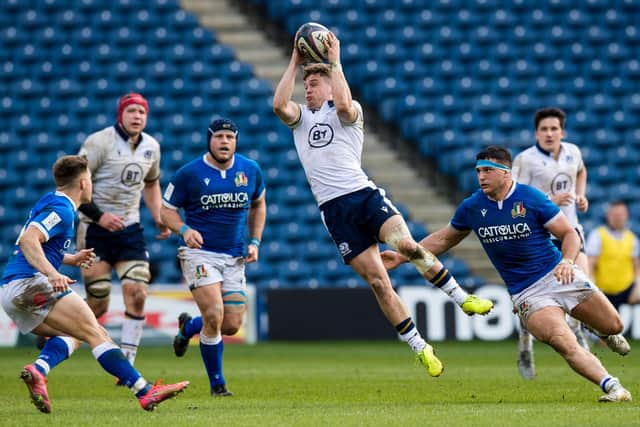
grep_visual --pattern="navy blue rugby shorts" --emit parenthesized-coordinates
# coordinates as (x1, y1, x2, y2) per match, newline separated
(319, 187, 398, 264)
(85, 222, 149, 265)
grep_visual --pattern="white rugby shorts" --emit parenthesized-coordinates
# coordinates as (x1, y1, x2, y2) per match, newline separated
(512, 266, 598, 322)
(0, 274, 72, 333)
(178, 247, 246, 292)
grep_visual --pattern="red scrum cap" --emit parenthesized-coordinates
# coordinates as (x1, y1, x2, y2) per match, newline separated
(117, 93, 149, 123)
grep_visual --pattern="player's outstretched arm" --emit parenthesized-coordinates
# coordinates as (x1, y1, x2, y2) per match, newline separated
(419, 225, 470, 256)
(324, 32, 356, 123)
(273, 40, 303, 126)
(381, 225, 469, 271)
(63, 248, 96, 269)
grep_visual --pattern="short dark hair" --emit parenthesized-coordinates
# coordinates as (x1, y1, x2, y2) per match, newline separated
(608, 200, 627, 209)
(476, 145, 513, 168)
(302, 63, 331, 81)
(52, 155, 89, 188)
(534, 107, 566, 130)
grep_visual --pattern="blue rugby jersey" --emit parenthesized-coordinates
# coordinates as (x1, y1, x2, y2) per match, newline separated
(162, 154, 265, 257)
(2, 192, 76, 284)
(451, 183, 562, 294)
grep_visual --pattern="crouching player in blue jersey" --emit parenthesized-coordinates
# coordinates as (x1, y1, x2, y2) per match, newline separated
(0, 156, 188, 413)
(382, 146, 631, 402)
(161, 118, 266, 397)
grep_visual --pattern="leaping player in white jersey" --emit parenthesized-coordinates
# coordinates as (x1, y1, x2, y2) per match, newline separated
(273, 29, 493, 377)
(511, 107, 626, 379)
(76, 93, 170, 371)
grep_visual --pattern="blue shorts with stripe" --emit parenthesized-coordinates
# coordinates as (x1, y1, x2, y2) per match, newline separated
(85, 223, 149, 265)
(319, 187, 398, 264)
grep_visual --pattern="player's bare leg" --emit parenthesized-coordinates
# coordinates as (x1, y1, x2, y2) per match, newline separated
(41, 292, 188, 410)
(517, 317, 535, 380)
(570, 291, 630, 356)
(527, 306, 631, 402)
(350, 246, 443, 377)
(380, 216, 493, 316)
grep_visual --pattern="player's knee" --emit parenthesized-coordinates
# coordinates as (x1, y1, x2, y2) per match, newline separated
(600, 317, 623, 336)
(222, 323, 240, 336)
(201, 304, 224, 329)
(117, 261, 151, 286)
(122, 282, 148, 308)
(85, 275, 112, 299)
(384, 223, 411, 253)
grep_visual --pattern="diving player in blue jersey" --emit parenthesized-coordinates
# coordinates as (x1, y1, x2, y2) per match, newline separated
(161, 118, 266, 397)
(274, 29, 493, 378)
(382, 146, 632, 402)
(0, 155, 188, 413)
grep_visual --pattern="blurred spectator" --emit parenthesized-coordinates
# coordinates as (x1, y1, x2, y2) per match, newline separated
(585, 200, 640, 309)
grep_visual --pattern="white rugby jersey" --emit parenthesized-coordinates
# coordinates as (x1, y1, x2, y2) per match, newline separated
(512, 142, 584, 228)
(290, 100, 375, 205)
(78, 125, 161, 225)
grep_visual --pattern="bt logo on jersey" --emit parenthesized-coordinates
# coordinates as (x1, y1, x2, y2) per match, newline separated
(308, 123, 334, 148)
(121, 163, 144, 186)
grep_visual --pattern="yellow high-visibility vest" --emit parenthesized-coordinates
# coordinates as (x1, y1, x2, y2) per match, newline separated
(594, 226, 635, 294)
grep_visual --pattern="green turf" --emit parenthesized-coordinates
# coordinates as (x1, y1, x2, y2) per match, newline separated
(0, 340, 637, 426)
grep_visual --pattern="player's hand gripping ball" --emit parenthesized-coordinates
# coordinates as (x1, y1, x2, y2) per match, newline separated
(295, 22, 330, 63)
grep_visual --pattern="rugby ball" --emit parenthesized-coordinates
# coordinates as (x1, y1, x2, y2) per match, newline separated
(295, 22, 330, 63)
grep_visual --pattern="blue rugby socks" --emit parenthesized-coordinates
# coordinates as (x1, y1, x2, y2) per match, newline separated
(199, 333, 225, 389)
(34, 336, 75, 376)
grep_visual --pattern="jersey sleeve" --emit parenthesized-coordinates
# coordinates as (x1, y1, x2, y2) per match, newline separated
(450, 200, 471, 231)
(341, 100, 364, 128)
(162, 167, 189, 209)
(29, 204, 73, 241)
(572, 144, 585, 173)
(528, 186, 561, 224)
(78, 132, 108, 174)
(144, 142, 161, 182)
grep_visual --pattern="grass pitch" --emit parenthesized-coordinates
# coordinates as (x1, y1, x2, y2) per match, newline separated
(0, 340, 637, 426)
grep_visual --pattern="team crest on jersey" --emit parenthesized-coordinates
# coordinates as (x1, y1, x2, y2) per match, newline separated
(308, 123, 334, 148)
(511, 202, 526, 218)
(234, 171, 248, 187)
(144, 150, 153, 160)
(195, 264, 208, 279)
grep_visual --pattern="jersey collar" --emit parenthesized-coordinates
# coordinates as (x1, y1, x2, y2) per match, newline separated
(535, 141, 565, 159)
(485, 180, 517, 209)
(55, 190, 77, 210)
(202, 153, 235, 171)
(114, 122, 144, 145)
(535, 142, 552, 157)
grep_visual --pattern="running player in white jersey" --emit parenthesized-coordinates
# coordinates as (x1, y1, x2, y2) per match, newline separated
(161, 118, 266, 397)
(273, 30, 493, 377)
(382, 146, 631, 402)
(512, 107, 591, 379)
(76, 93, 170, 368)
(0, 155, 188, 413)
